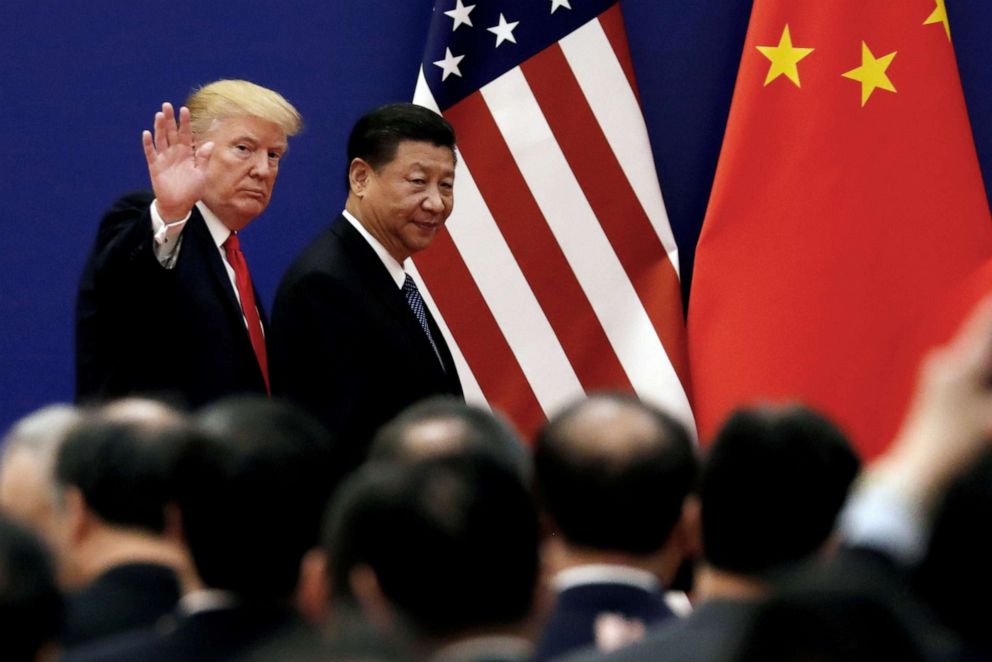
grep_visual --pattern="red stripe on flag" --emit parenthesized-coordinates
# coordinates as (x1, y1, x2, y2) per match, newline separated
(414, 228, 546, 439)
(597, 4, 641, 105)
(444, 91, 635, 393)
(522, 45, 691, 392)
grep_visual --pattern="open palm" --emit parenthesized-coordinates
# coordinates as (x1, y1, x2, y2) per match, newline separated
(142, 103, 214, 221)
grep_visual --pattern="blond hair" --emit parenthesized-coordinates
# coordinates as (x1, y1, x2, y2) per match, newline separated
(186, 79, 303, 137)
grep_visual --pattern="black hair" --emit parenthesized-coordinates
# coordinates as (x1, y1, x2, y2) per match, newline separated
(179, 396, 343, 601)
(0, 516, 62, 662)
(55, 415, 186, 533)
(700, 404, 860, 574)
(533, 392, 697, 554)
(916, 449, 992, 647)
(325, 452, 538, 638)
(345, 103, 455, 189)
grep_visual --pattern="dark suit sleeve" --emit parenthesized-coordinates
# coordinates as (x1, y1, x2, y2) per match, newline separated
(270, 268, 379, 461)
(75, 192, 181, 401)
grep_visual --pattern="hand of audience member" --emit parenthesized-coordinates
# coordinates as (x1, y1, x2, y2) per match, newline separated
(874, 296, 992, 509)
(141, 102, 214, 222)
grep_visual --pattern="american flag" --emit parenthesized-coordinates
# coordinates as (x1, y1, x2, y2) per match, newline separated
(410, 0, 694, 438)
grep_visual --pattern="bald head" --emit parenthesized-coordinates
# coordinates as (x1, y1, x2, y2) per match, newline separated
(0, 405, 83, 535)
(534, 393, 697, 554)
(371, 397, 531, 480)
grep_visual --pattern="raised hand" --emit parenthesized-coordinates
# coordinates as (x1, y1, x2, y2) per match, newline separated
(141, 102, 214, 222)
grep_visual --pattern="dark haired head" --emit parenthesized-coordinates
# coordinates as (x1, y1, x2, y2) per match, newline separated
(731, 561, 928, 662)
(534, 392, 697, 554)
(54, 404, 187, 534)
(370, 396, 531, 480)
(324, 452, 539, 639)
(345, 103, 455, 190)
(0, 516, 62, 662)
(916, 449, 992, 647)
(701, 404, 860, 575)
(181, 396, 343, 601)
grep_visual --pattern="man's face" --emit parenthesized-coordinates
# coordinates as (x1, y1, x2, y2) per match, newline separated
(198, 115, 288, 231)
(353, 140, 455, 262)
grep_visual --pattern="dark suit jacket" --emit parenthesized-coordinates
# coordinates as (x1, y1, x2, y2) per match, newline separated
(535, 582, 677, 661)
(270, 214, 463, 465)
(570, 599, 757, 662)
(62, 563, 181, 649)
(62, 604, 305, 662)
(76, 191, 267, 408)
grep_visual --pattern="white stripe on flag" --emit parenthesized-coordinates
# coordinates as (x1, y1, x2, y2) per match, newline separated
(414, 71, 585, 418)
(560, 17, 681, 274)
(481, 67, 694, 432)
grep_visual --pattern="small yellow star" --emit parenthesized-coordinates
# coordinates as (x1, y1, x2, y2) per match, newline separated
(756, 25, 815, 87)
(842, 41, 897, 107)
(924, 0, 951, 41)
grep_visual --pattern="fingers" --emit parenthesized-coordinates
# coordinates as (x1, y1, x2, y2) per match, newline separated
(177, 106, 194, 147)
(150, 102, 183, 155)
(153, 108, 168, 154)
(194, 140, 215, 169)
(141, 130, 155, 165)
(163, 102, 179, 147)
(947, 296, 992, 380)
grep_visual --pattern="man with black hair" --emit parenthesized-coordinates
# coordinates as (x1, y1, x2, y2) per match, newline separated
(370, 396, 531, 480)
(0, 515, 63, 662)
(590, 404, 860, 662)
(67, 396, 343, 661)
(306, 452, 540, 661)
(532, 393, 698, 661)
(271, 103, 463, 467)
(53, 399, 192, 649)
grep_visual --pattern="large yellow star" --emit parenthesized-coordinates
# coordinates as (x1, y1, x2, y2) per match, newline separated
(924, 0, 951, 41)
(756, 25, 814, 87)
(842, 41, 897, 107)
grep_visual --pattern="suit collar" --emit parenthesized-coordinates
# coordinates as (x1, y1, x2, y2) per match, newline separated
(196, 201, 233, 249)
(553, 565, 661, 593)
(341, 209, 407, 288)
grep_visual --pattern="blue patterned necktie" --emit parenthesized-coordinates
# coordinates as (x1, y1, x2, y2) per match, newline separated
(403, 274, 443, 368)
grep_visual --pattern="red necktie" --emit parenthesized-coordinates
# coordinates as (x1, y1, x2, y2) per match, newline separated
(223, 233, 270, 394)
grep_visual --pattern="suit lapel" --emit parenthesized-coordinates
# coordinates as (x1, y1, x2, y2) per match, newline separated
(331, 217, 455, 380)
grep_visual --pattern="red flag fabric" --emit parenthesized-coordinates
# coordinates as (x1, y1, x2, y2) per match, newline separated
(410, 1, 693, 439)
(688, 0, 992, 458)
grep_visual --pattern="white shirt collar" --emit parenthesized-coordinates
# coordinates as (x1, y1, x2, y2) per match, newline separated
(196, 201, 232, 249)
(552, 564, 661, 593)
(341, 209, 408, 289)
(432, 635, 533, 662)
(179, 589, 240, 615)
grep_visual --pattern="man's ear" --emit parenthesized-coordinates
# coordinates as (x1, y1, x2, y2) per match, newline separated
(296, 547, 330, 624)
(63, 487, 91, 545)
(349, 158, 373, 196)
(349, 563, 396, 634)
(680, 494, 703, 561)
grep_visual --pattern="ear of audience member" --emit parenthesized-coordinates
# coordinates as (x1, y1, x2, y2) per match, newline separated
(0, 404, 83, 580)
(53, 400, 191, 648)
(700, 405, 861, 577)
(369, 396, 531, 480)
(0, 515, 63, 662)
(186, 396, 344, 602)
(322, 452, 539, 656)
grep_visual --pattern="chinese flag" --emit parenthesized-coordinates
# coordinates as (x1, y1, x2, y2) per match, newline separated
(688, 0, 992, 458)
